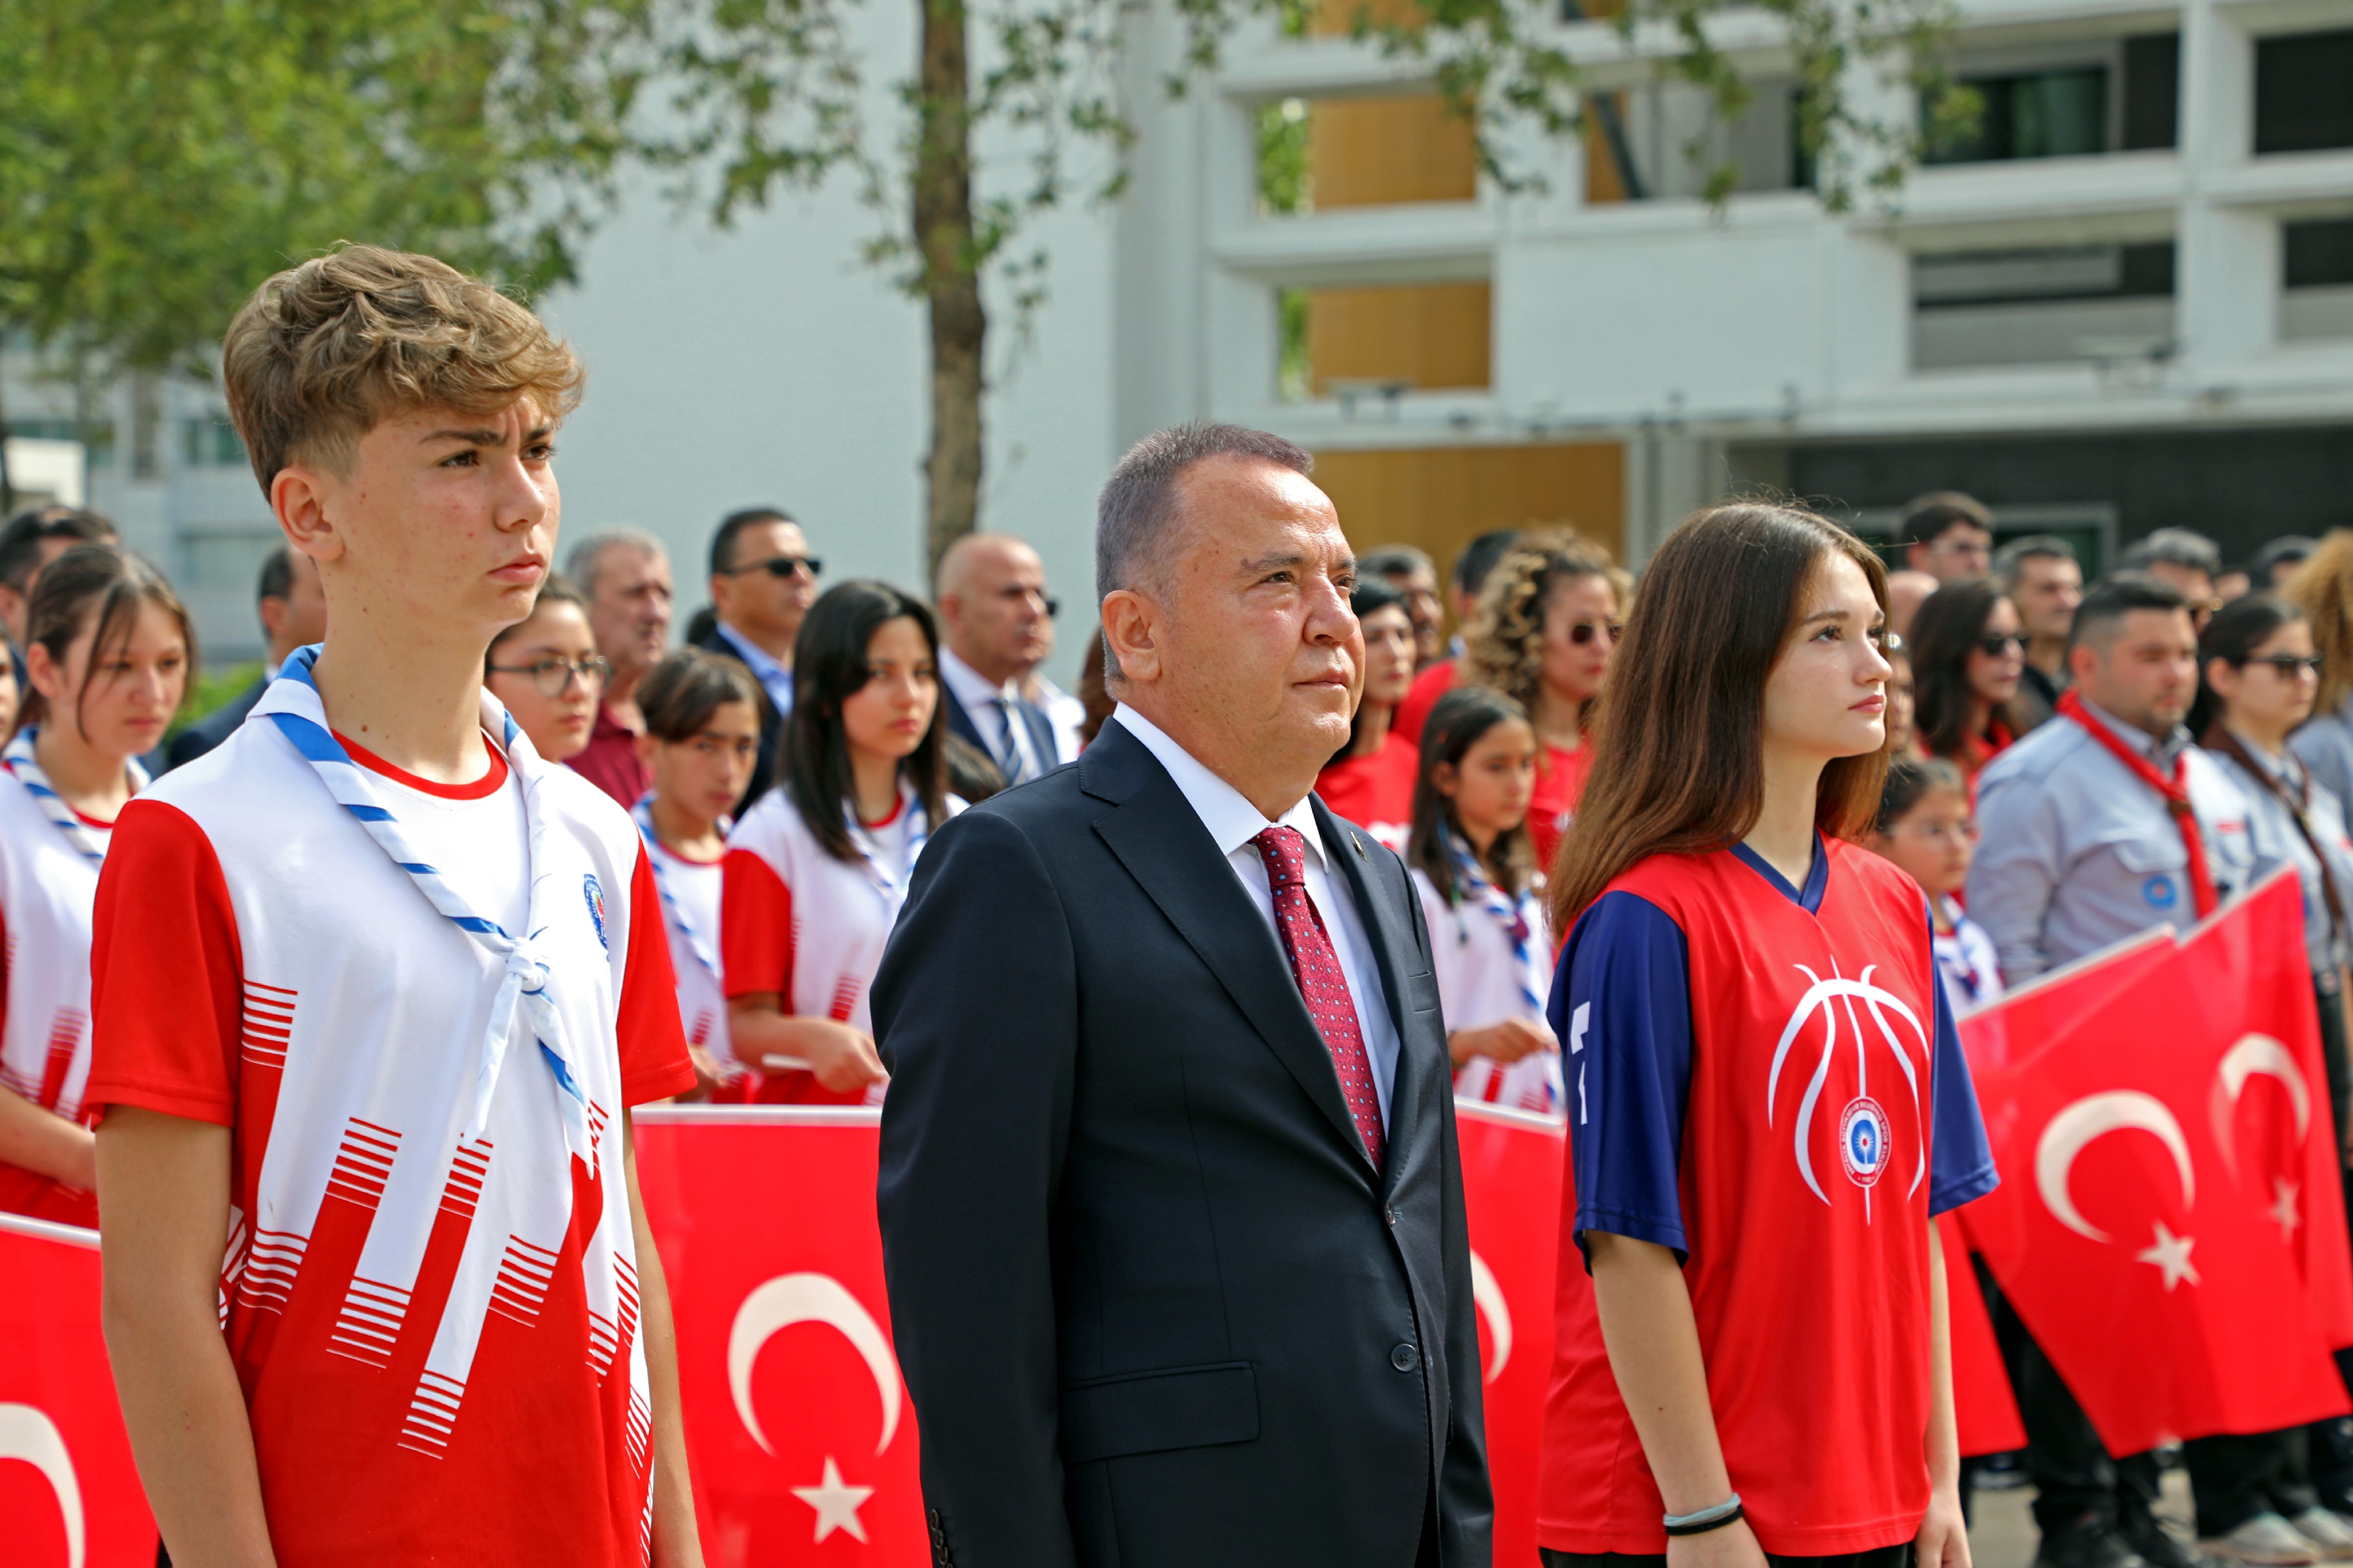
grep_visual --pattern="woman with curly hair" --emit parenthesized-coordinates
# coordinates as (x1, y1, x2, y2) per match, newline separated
(1465, 529, 1623, 871)
(2289, 530, 2353, 809)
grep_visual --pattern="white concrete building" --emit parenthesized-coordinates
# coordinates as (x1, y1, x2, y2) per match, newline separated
(9, 0, 2348, 663)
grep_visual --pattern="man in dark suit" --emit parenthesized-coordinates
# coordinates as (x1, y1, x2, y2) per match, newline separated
(934, 531, 1061, 786)
(690, 505, 820, 811)
(165, 546, 326, 769)
(874, 423, 1491, 1568)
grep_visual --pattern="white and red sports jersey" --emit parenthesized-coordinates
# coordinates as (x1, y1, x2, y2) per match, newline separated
(0, 765, 113, 1226)
(719, 783, 954, 1104)
(642, 834, 732, 1072)
(86, 714, 695, 1568)
(1409, 861, 1562, 1116)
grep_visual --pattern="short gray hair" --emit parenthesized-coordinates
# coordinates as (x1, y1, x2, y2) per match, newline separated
(566, 528, 667, 598)
(1095, 423, 1313, 604)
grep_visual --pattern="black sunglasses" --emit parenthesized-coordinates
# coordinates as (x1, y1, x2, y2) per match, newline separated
(1568, 619, 1624, 647)
(723, 554, 823, 580)
(2245, 654, 2324, 677)
(1977, 632, 2027, 657)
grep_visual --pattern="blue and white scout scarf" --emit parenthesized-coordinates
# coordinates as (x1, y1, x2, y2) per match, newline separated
(844, 792, 929, 920)
(629, 793, 724, 984)
(253, 645, 593, 1163)
(3, 726, 148, 866)
(1447, 833, 1549, 1021)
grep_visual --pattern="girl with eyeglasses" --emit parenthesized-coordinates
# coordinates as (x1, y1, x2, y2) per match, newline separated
(1465, 530, 1625, 875)
(1869, 756, 2002, 1011)
(722, 580, 960, 1103)
(483, 574, 607, 765)
(1909, 577, 2029, 790)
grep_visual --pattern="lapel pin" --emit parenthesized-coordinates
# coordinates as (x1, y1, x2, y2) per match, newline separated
(1351, 832, 1366, 859)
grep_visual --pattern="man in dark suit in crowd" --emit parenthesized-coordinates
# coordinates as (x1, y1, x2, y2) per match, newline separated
(165, 546, 327, 768)
(874, 423, 1491, 1568)
(691, 505, 820, 811)
(934, 531, 1061, 786)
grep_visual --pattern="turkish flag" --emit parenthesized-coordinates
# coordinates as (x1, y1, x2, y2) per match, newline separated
(1938, 1211, 2025, 1457)
(0, 1213, 159, 1568)
(1455, 1102, 1566, 1567)
(633, 1107, 925, 1566)
(1958, 896, 2350, 1456)
(2174, 870, 2353, 1348)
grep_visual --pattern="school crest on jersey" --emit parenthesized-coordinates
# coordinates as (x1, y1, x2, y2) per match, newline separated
(1766, 962, 1928, 1218)
(583, 873, 608, 949)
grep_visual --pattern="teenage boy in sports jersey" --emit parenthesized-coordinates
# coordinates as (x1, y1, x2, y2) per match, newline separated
(86, 245, 704, 1567)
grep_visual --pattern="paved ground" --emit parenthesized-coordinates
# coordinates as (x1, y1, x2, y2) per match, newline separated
(1970, 1467, 2200, 1568)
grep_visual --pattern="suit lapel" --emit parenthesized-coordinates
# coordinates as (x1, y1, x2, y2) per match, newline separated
(1313, 799, 1429, 1191)
(1085, 730, 1370, 1170)
(944, 689, 988, 759)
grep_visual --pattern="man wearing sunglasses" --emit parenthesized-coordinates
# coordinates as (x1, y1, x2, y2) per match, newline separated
(935, 531, 1062, 786)
(695, 505, 822, 811)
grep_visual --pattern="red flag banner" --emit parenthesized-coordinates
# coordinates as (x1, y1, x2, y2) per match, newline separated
(634, 1102, 1572, 1566)
(1957, 871, 2352, 1456)
(1939, 1211, 2025, 1457)
(0, 1212, 158, 1568)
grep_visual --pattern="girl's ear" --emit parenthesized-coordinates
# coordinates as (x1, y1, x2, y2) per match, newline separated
(1431, 761, 1459, 798)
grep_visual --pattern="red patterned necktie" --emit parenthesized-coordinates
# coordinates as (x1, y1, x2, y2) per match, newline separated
(1251, 825, 1385, 1172)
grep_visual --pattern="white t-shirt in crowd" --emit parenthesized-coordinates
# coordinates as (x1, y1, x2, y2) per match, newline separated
(642, 835, 730, 1069)
(1409, 859, 1563, 1116)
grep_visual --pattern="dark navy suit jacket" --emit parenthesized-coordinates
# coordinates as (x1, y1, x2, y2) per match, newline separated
(940, 681, 1060, 780)
(873, 718, 1492, 1568)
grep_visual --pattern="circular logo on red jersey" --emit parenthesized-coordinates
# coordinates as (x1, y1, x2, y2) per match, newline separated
(1840, 1096, 1890, 1189)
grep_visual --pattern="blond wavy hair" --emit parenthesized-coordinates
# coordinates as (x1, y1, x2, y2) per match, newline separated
(2287, 529, 2353, 716)
(1464, 528, 1621, 721)
(222, 243, 584, 496)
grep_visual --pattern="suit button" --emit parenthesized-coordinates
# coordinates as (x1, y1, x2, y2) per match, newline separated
(1386, 1206, 1400, 1226)
(1391, 1342, 1420, 1372)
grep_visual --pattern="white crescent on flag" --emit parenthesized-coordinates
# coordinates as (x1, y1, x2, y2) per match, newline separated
(2035, 1091, 2196, 1244)
(727, 1273, 903, 1458)
(0, 1403, 83, 1568)
(1468, 1250, 1511, 1383)
(2213, 1034, 2311, 1174)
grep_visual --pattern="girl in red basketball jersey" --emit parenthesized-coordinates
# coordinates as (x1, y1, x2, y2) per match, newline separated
(1538, 504, 1997, 1568)
(0, 546, 189, 1226)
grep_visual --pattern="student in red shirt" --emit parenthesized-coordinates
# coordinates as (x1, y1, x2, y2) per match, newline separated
(87, 245, 702, 1568)
(0, 546, 189, 1226)
(1314, 578, 1418, 844)
(1464, 531, 1623, 875)
(1541, 502, 1993, 1568)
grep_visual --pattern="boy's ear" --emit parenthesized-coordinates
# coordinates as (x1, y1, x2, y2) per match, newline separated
(272, 464, 346, 565)
(634, 731, 658, 770)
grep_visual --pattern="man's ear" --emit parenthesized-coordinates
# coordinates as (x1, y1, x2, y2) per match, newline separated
(1099, 588, 1163, 687)
(708, 575, 732, 624)
(257, 595, 291, 643)
(272, 464, 345, 567)
(2068, 641, 2097, 687)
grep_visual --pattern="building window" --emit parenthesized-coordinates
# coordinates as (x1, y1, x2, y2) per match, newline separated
(1274, 282, 1492, 402)
(181, 416, 247, 468)
(2255, 30, 2353, 155)
(1583, 80, 1807, 203)
(2282, 217, 2353, 342)
(1255, 93, 1478, 217)
(1924, 37, 2175, 165)
(1911, 242, 2175, 370)
(5, 419, 115, 469)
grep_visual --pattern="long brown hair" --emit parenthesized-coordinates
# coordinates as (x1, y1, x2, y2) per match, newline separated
(2287, 529, 2353, 717)
(1548, 503, 1891, 935)
(1909, 576, 2029, 759)
(18, 542, 197, 741)
(782, 579, 950, 861)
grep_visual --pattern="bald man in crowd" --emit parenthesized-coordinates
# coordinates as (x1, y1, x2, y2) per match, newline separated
(936, 532, 1062, 786)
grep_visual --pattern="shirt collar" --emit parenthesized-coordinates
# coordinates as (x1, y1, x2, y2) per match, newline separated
(939, 645, 1018, 711)
(714, 619, 789, 683)
(1112, 703, 1325, 869)
(2077, 693, 2190, 768)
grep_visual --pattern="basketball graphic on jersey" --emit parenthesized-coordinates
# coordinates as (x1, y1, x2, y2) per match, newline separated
(1766, 961, 1929, 1213)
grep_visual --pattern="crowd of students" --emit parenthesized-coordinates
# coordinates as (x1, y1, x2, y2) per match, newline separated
(0, 240, 2348, 1568)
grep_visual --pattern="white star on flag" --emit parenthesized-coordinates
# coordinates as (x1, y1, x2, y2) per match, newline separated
(2136, 1222, 2200, 1291)
(792, 1455, 874, 1543)
(2271, 1177, 2302, 1242)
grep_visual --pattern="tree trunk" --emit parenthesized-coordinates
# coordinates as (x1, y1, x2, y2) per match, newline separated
(913, 0, 984, 579)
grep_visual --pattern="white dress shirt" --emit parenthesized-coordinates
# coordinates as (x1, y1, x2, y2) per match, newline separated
(942, 645, 1046, 783)
(1113, 704, 1401, 1125)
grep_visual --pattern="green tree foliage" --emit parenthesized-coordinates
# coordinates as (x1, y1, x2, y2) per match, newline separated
(0, 0, 647, 506)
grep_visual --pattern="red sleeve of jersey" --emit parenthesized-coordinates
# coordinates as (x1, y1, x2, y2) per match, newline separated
(619, 844, 699, 1107)
(85, 800, 244, 1127)
(721, 847, 794, 1000)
